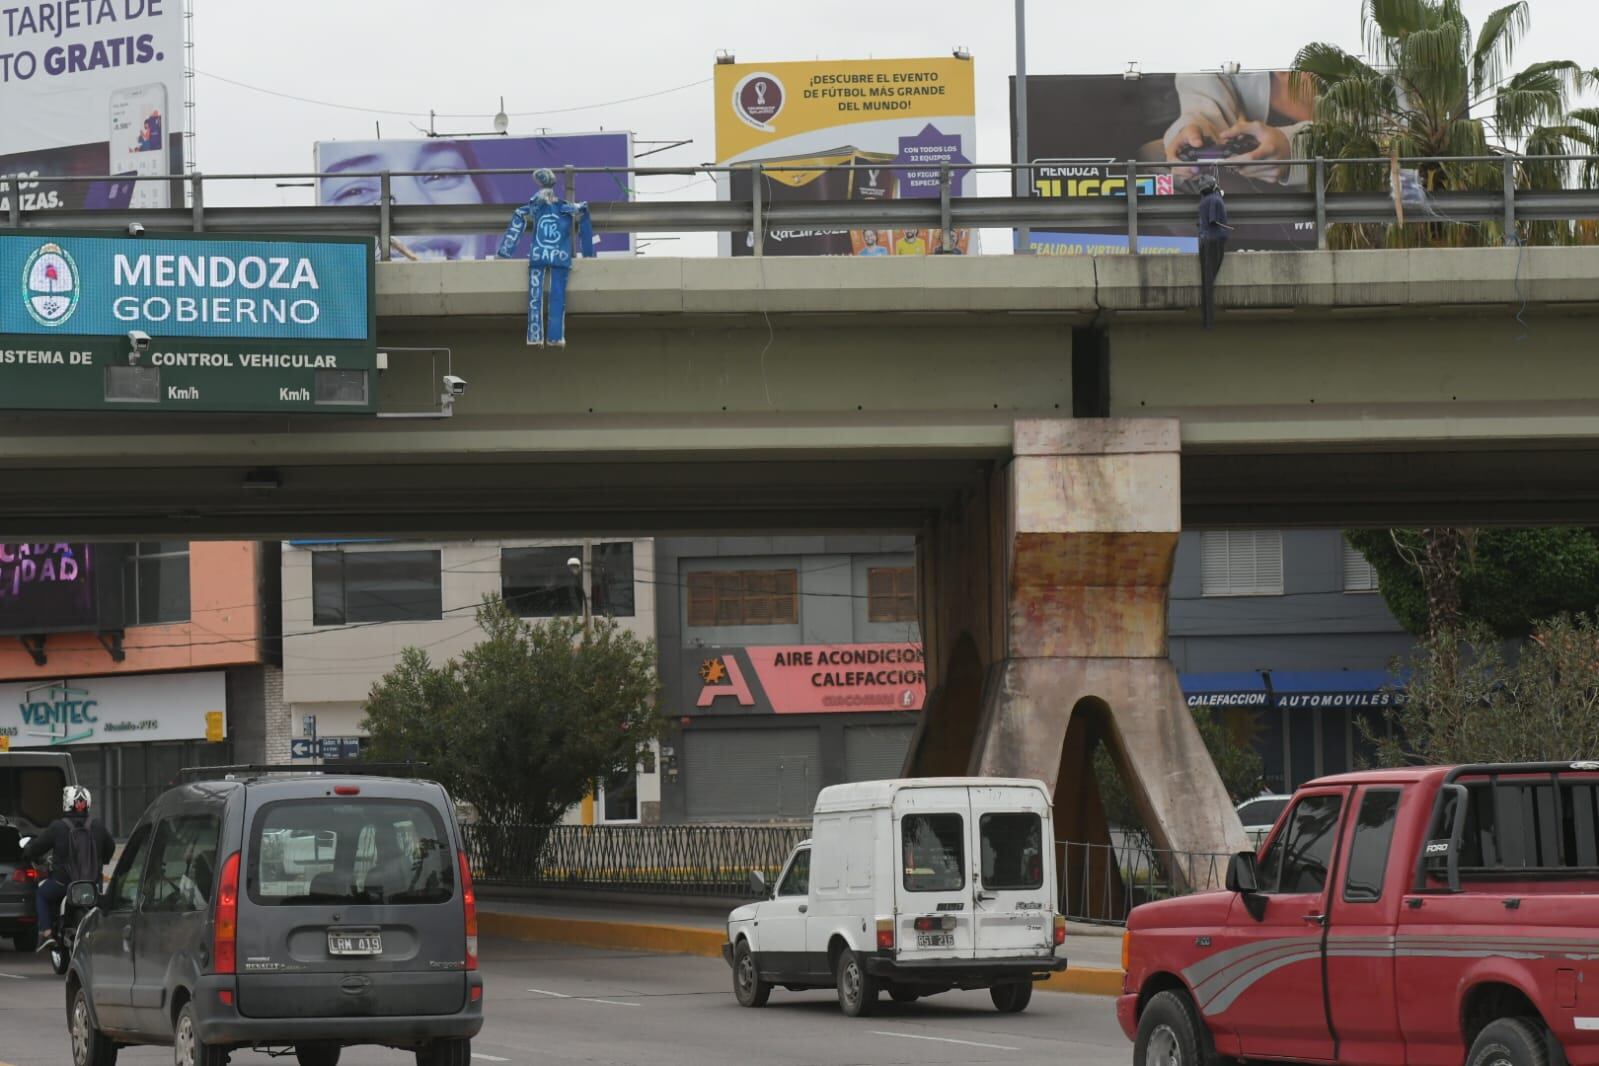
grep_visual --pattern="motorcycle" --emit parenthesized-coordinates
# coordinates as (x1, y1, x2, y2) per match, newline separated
(27, 862, 87, 976)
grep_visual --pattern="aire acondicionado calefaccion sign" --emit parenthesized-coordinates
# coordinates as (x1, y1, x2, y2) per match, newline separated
(0, 230, 376, 413)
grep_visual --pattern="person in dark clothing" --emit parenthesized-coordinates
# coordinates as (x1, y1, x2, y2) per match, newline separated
(22, 786, 115, 951)
(1197, 175, 1234, 329)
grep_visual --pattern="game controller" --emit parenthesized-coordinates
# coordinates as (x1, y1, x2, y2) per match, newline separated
(1176, 134, 1261, 162)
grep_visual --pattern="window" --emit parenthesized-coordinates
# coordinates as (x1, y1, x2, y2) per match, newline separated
(902, 813, 965, 892)
(868, 567, 918, 624)
(777, 847, 810, 896)
(1442, 777, 1599, 873)
(1343, 789, 1400, 902)
(0, 765, 66, 831)
(1343, 540, 1379, 592)
(980, 812, 1044, 890)
(125, 541, 190, 625)
(104, 823, 153, 912)
(1236, 797, 1290, 829)
(1201, 531, 1284, 597)
(686, 569, 798, 627)
(1259, 793, 1343, 895)
(599, 768, 639, 823)
(501, 543, 636, 618)
(250, 799, 454, 906)
(140, 813, 222, 913)
(313, 550, 442, 625)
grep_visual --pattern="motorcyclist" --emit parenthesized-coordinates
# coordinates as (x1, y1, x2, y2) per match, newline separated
(21, 786, 115, 953)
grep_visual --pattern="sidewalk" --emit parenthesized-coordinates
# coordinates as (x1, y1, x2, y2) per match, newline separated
(477, 892, 1125, 996)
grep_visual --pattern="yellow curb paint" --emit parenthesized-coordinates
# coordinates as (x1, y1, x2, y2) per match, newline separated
(481, 910, 1129, 996)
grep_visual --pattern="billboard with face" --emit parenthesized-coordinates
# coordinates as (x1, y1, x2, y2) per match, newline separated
(1013, 72, 1321, 254)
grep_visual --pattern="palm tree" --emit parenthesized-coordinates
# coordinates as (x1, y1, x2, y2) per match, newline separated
(1293, 0, 1599, 247)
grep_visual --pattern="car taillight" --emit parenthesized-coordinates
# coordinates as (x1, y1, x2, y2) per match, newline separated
(10, 867, 38, 884)
(913, 915, 956, 932)
(214, 851, 240, 975)
(1053, 914, 1067, 946)
(875, 918, 894, 951)
(458, 851, 477, 971)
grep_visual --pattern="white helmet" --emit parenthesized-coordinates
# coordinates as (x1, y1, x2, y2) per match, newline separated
(62, 786, 91, 813)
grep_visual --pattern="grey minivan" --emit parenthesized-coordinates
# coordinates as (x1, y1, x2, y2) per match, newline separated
(66, 767, 483, 1066)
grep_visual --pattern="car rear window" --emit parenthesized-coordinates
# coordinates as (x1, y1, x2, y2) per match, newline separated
(980, 813, 1044, 890)
(0, 766, 67, 829)
(1238, 798, 1288, 826)
(902, 813, 965, 892)
(249, 798, 455, 906)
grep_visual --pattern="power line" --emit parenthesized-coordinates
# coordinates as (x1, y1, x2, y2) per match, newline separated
(193, 69, 710, 120)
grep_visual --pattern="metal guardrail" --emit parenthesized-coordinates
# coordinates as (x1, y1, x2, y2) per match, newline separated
(462, 823, 808, 896)
(6, 154, 1599, 256)
(1059, 838, 1234, 926)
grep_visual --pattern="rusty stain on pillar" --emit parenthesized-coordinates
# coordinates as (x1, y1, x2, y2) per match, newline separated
(906, 418, 1248, 883)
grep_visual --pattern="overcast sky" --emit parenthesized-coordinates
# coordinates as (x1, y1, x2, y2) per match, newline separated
(192, 0, 1598, 247)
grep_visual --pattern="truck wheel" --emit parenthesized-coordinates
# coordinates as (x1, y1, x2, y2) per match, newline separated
(836, 950, 879, 1017)
(991, 981, 1034, 1013)
(732, 941, 771, 1007)
(1135, 990, 1205, 1066)
(70, 986, 118, 1066)
(1467, 1018, 1553, 1066)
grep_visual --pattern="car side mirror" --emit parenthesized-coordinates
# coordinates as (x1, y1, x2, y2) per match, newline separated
(67, 880, 99, 908)
(1225, 851, 1259, 894)
(748, 870, 769, 898)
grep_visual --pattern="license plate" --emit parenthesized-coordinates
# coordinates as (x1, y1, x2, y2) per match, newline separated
(328, 932, 383, 956)
(916, 932, 954, 949)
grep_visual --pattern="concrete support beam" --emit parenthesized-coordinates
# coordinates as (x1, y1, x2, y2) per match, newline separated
(907, 418, 1248, 894)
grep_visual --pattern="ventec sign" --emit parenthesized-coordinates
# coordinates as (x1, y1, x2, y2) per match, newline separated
(0, 230, 377, 413)
(2, 233, 370, 339)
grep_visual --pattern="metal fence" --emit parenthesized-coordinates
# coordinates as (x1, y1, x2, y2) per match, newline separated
(1058, 838, 1234, 926)
(9, 153, 1599, 255)
(462, 823, 808, 897)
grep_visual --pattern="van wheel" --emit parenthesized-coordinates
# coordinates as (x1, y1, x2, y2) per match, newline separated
(13, 929, 38, 952)
(889, 984, 920, 1003)
(1135, 991, 1205, 1066)
(732, 941, 771, 1007)
(415, 1039, 472, 1066)
(70, 986, 118, 1066)
(295, 1045, 341, 1066)
(836, 950, 879, 1017)
(991, 982, 1033, 1013)
(1467, 1018, 1553, 1066)
(174, 1002, 229, 1066)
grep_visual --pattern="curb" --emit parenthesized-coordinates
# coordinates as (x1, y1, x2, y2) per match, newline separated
(481, 910, 1127, 996)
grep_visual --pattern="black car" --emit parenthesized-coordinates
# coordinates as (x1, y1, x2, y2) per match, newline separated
(0, 751, 80, 951)
(66, 767, 483, 1066)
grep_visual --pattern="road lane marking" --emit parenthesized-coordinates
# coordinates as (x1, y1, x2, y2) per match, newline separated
(870, 1030, 1020, 1052)
(526, 987, 640, 1007)
(471, 1055, 510, 1062)
(0, 973, 27, 980)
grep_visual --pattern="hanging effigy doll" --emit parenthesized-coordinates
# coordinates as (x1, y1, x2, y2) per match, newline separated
(496, 167, 594, 347)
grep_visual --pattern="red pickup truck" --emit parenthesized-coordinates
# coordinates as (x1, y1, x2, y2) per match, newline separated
(1119, 762, 1599, 1066)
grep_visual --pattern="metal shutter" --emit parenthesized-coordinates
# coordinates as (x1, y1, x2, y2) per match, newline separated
(1342, 540, 1379, 592)
(843, 724, 915, 783)
(683, 727, 821, 822)
(1201, 531, 1283, 596)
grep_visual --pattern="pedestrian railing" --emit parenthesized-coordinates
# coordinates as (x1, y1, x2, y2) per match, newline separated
(462, 823, 808, 897)
(1058, 838, 1235, 926)
(8, 153, 1599, 255)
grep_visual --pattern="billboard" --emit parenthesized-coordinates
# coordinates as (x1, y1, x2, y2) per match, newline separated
(714, 57, 977, 256)
(314, 133, 635, 260)
(1012, 72, 1320, 255)
(0, 670, 225, 748)
(0, 543, 125, 635)
(688, 643, 926, 715)
(0, 0, 186, 215)
(0, 230, 377, 412)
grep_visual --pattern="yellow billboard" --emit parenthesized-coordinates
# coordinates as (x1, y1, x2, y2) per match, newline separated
(714, 57, 977, 256)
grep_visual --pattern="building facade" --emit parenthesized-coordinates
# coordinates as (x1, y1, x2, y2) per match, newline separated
(280, 538, 660, 823)
(655, 536, 924, 823)
(0, 541, 282, 833)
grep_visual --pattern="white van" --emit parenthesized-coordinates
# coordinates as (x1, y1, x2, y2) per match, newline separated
(723, 777, 1067, 1016)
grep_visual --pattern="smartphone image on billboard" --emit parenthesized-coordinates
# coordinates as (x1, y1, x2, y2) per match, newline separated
(109, 83, 170, 209)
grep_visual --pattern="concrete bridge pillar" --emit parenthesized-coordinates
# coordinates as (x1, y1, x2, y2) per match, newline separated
(905, 418, 1247, 899)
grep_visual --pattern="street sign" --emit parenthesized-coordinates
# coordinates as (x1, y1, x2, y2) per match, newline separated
(303, 714, 316, 739)
(0, 734, 8, 752)
(290, 738, 313, 759)
(204, 710, 224, 743)
(0, 231, 377, 414)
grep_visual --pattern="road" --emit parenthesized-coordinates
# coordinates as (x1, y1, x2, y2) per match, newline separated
(0, 936, 1129, 1066)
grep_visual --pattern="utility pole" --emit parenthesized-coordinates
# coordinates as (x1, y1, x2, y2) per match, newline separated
(1014, 0, 1032, 254)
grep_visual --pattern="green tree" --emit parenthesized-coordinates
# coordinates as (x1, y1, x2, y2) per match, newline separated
(362, 598, 663, 836)
(1345, 528, 1599, 637)
(1294, 0, 1599, 248)
(1367, 614, 1599, 765)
